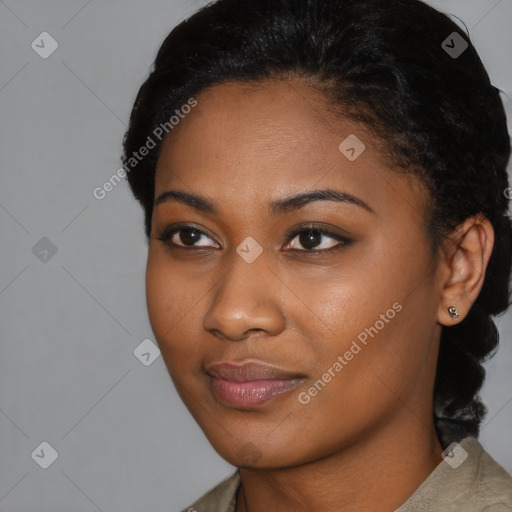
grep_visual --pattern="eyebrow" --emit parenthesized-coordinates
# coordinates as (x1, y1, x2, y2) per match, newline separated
(154, 188, 375, 215)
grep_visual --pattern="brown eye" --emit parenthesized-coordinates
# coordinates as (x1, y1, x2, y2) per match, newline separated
(157, 225, 219, 249)
(286, 228, 350, 252)
(298, 230, 324, 250)
(174, 228, 205, 246)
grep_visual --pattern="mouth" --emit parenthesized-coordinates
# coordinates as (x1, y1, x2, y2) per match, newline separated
(205, 361, 307, 409)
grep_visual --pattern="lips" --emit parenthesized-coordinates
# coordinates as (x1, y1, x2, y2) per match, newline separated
(205, 362, 306, 408)
(207, 362, 304, 381)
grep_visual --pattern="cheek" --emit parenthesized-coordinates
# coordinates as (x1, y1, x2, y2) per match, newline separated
(145, 253, 172, 337)
(293, 237, 436, 397)
(288, 250, 401, 354)
(145, 249, 197, 357)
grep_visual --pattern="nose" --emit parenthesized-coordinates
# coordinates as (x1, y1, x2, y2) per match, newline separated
(202, 246, 286, 342)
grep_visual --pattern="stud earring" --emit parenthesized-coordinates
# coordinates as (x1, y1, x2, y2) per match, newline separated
(448, 306, 460, 319)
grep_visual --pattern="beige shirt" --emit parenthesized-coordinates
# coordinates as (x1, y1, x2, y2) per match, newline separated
(180, 437, 512, 511)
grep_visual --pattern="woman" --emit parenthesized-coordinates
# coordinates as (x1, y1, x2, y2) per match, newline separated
(121, 0, 512, 510)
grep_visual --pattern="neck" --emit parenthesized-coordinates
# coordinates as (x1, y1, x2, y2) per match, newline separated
(236, 415, 444, 512)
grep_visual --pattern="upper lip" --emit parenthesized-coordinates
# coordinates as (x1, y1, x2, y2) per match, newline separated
(205, 361, 306, 382)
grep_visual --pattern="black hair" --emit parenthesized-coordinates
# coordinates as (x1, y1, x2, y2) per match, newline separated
(122, 0, 512, 444)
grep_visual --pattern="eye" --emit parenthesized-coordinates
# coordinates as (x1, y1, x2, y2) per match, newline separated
(157, 224, 219, 249)
(156, 223, 353, 253)
(284, 226, 352, 252)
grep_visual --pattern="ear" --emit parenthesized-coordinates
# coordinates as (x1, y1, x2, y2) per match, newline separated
(437, 214, 494, 326)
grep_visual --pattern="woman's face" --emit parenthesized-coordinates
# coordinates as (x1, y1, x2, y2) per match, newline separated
(146, 80, 445, 467)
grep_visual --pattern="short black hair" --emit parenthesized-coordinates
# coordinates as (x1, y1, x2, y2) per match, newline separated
(122, 0, 512, 443)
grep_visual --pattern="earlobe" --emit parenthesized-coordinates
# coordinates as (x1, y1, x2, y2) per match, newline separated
(437, 214, 494, 326)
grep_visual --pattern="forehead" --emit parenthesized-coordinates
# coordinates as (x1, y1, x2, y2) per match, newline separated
(162, 80, 338, 169)
(154, 80, 428, 222)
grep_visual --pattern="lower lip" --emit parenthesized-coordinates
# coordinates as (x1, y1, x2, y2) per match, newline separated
(208, 376, 303, 408)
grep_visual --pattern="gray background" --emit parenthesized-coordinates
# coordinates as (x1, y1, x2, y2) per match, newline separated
(0, 0, 510, 510)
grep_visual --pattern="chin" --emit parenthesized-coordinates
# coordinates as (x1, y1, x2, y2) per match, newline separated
(205, 430, 314, 470)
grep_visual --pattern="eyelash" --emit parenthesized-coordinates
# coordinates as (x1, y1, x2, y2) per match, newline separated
(156, 223, 353, 254)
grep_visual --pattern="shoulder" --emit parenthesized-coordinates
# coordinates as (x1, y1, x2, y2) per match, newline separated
(178, 471, 241, 512)
(397, 437, 512, 511)
(473, 438, 512, 510)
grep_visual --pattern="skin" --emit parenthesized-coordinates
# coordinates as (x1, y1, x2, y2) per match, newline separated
(146, 80, 494, 512)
